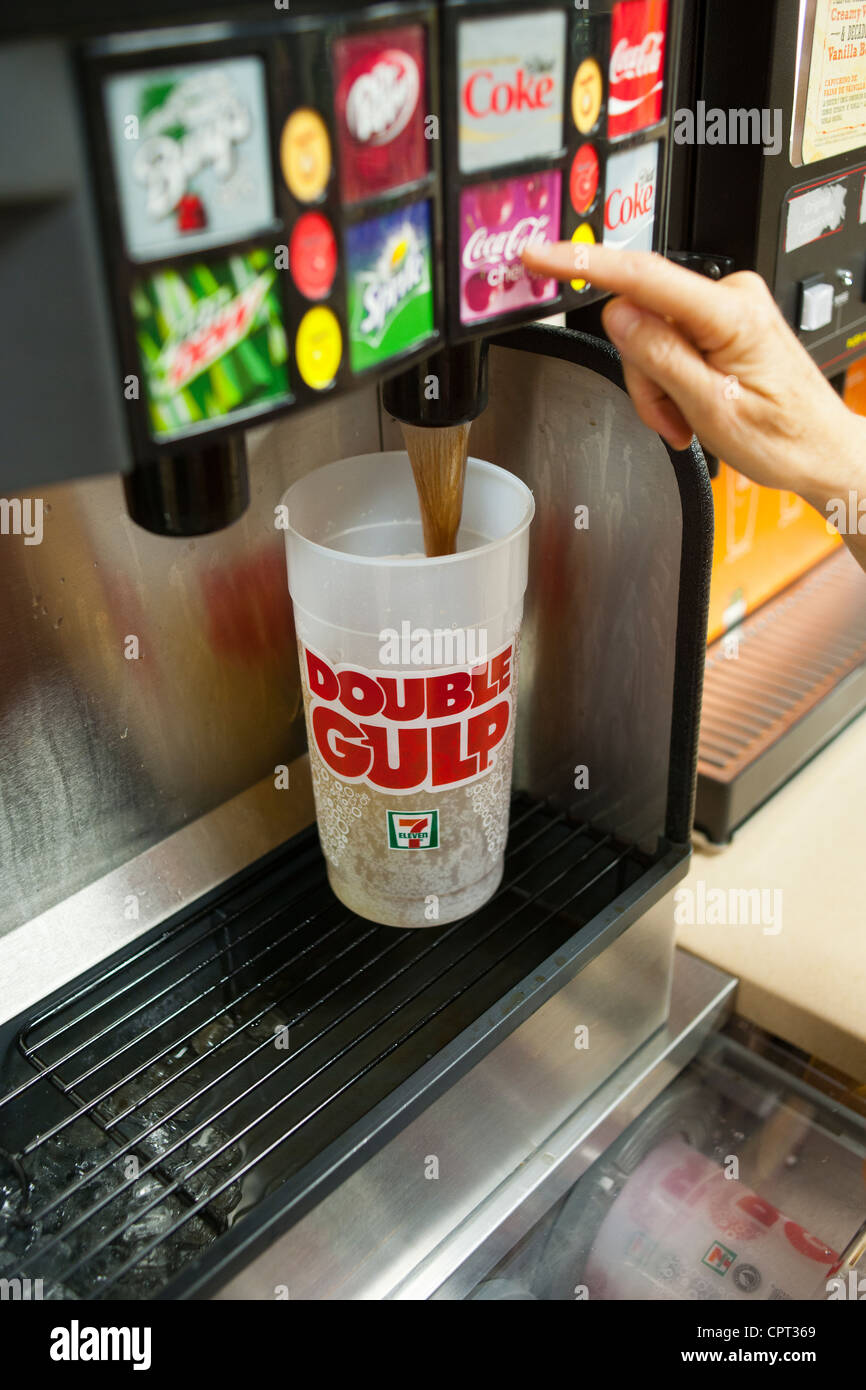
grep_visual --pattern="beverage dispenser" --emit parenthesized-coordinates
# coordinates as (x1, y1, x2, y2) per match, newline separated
(665, 0, 866, 842)
(0, 0, 720, 1300)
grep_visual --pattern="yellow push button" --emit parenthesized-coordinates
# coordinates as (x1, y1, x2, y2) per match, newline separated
(572, 58, 603, 135)
(570, 223, 596, 291)
(296, 306, 343, 390)
(281, 108, 332, 203)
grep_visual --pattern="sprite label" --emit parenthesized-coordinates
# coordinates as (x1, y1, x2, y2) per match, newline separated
(132, 247, 291, 441)
(346, 201, 435, 372)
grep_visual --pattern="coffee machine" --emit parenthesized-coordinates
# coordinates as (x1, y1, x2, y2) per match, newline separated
(0, 0, 726, 1300)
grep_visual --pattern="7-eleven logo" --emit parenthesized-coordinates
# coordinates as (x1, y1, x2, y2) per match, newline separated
(387, 809, 439, 850)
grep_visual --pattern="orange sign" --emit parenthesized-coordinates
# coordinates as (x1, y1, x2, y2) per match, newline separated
(707, 365, 866, 642)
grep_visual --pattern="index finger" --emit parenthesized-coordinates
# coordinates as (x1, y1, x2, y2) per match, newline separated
(521, 242, 739, 355)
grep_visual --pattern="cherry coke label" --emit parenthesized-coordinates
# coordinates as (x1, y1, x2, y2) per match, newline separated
(333, 26, 428, 204)
(603, 142, 659, 252)
(608, 0, 668, 139)
(460, 172, 561, 324)
(458, 11, 566, 174)
(302, 642, 514, 793)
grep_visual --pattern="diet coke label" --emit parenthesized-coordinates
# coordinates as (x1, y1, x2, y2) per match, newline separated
(603, 142, 659, 252)
(608, 0, 668, 139)
(458, 11, 566, 174)
(460, 172, 561, 324)
(334, 26, 428, 204)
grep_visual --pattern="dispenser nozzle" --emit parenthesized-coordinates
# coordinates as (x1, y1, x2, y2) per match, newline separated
(124, 435, 249, 537)
(382, 340, 489, 429)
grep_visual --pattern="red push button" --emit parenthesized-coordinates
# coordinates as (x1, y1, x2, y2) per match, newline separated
(290, 212, 338, 301)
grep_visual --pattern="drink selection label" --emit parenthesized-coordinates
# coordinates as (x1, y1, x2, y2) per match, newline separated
(104, 58, 275, 261)
(132, 247, 290, 440)
(458, 10, 567, 174)
(346, 201, 435, 372)
(603, 142, 659, 252)
(459, 172, 561, 325)
(333, 26, 428, 204)
(608, 0, 668, 139)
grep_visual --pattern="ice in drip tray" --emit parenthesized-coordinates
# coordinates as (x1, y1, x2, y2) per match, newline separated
(0, 1006, 283, 1299)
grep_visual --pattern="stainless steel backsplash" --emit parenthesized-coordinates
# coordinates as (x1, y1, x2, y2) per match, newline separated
(0, 391, 382, 937)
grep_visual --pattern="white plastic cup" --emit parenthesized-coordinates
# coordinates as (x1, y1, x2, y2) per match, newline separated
(283, 450, 534, 929)
(585, 1138, 837, 1301)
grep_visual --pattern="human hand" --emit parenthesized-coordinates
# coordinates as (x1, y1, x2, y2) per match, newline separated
(521, 243, 866, 537)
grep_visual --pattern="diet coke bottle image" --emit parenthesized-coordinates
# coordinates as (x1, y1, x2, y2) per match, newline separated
(460, 172, 561, 325)
(608, 0, 668, 139)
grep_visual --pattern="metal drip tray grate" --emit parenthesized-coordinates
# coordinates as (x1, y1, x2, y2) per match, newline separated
(0, 796, 670, 1300)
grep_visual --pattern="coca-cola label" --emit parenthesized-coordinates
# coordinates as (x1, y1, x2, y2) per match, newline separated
(458, 11, 567, 174)
(104, 58, 275, 262)
(334, 27, 428, 204)
(302, 642, 515, 794)
(460, 172, 561, 325)
(608, 0, 668, 139)
(603, 142, 659, 252)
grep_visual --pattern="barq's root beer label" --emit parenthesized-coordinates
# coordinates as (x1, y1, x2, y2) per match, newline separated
(333, 26, 428, 204)
(608, 0, 668, 140)
(104, 58, 275, 261)
(302, 641, 514, 793)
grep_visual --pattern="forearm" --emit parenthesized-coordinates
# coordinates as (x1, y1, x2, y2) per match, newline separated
(798, 407, 866, 574)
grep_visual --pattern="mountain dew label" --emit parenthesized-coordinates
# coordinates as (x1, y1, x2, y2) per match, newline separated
(104, 57, 275, 261)
(346, 201, 435, 372)
(132, 247, 290, 441)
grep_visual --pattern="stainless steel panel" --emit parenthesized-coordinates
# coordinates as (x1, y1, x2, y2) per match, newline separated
(1, 336, 682, 936)
(0, 758, 315, 1028)
(0, 393, 382, 937)
(383, 338, 683, 849)
(211, 898, 676, 1301)
(213, 942, 733, 1301)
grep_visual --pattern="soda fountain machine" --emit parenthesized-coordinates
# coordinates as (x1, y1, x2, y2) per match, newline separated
(661, 0, 866, 842)
(1, 0, 863, 1303)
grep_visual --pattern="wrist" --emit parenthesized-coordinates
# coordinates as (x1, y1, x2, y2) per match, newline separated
(800, 405, 866, 522)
